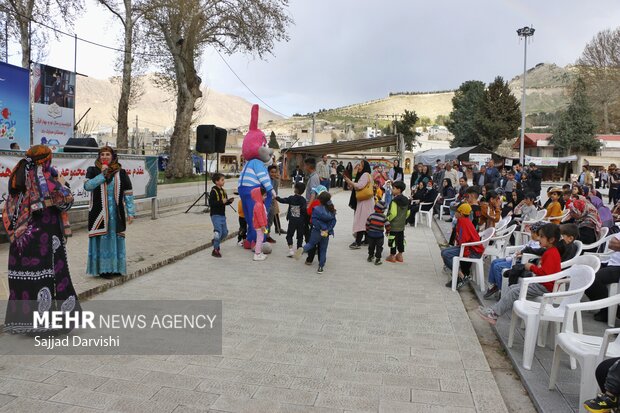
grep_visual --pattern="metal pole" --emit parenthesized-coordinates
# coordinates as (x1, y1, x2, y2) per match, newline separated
(73, 34, 77, 139)
(4, 12, 8, 63)
(519, 38, 527, 166)
(311, 113, 315, 145)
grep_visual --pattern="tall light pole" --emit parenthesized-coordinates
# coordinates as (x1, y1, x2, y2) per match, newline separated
(517, 26, 535, 165)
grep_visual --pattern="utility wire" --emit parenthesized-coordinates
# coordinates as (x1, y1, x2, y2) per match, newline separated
(2, 5, 289, 120)
(213, 48, 288, 118)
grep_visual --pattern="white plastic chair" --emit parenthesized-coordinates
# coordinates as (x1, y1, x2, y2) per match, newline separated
(514, 209, 548, 245)
(502, 241, 588, 300)
(438, 196, 456, 221)
(582, 233, 616, 256)
(509, 264, 596, 370)
(544, 208, 570, 223)
(415, 194, 441, 229)
(451, 227, 495, 292)
(494, 214, 512, 234)
(549, 295, 620, 413)
(484, 224, 517, 262)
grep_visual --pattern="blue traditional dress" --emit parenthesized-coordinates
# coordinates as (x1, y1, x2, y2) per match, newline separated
(85, 169, 135, 276)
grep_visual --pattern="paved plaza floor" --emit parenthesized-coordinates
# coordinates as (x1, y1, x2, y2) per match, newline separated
(0, 190, 508, 412)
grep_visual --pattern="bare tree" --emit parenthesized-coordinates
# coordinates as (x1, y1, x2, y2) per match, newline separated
(143, 0, 292, 178)
(98, 0, 147, 151)
(577, 28, 620, 134)
(1, 0, 84, 68)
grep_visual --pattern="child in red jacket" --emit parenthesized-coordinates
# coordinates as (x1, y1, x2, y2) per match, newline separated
(478, 223, 562, 325)
(441, 203, 483, 290)
(251, 187, 268, 261)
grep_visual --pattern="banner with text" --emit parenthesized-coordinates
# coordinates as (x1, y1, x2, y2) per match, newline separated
(32, 63, 76, 151)
(0, 153, 158, 207)
(0, 62, 31, 150)
(524, 155, 559, 167)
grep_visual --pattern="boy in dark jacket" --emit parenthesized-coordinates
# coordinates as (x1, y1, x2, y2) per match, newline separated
(366, 200, 391, 265)
(277, 182, 307, 257)
(386, 181, 410, 263)
(209, 173, 234, 258)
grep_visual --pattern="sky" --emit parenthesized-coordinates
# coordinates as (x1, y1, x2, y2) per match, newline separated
(6, 0, 620, 117)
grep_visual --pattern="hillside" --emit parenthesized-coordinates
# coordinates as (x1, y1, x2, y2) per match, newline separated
(305, 63, 573, 127)
(75, 75, 283, 133)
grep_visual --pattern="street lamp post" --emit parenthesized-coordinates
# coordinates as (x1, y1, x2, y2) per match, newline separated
(517, 26, 535, 166)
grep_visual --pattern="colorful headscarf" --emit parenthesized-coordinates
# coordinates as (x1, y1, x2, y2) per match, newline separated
(570, 195, 601, 234)
(3, 145, 73, 244)
(95, 146, 122, 182)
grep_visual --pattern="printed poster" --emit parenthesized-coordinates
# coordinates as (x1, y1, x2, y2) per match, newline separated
(0, 153, 158, 207)
(0, 62, 30, 150)
(32, 63, 76, 151)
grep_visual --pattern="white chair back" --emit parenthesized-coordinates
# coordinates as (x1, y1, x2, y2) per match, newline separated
(562, 255, 601, 272)
(557, 265, 596, 310)
(495, 215, 511, 232)
(532, 209, 547, 222)
(480, 227, 496, 248)
(599, 227, 610, 241)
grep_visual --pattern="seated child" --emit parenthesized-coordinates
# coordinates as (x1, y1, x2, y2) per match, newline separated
(441, 203, 484, 290)
(478, 223, 563, 325)
(483, 221, 545, 299)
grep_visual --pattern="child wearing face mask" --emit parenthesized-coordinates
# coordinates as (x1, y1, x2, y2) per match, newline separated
(408, 180, 438, 226)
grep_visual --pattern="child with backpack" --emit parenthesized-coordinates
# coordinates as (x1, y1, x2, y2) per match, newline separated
(294, 192, 337, 274)
(276, 182, 307, 257)
(365, 200, 391, 265)
(386, 181, 409, 263)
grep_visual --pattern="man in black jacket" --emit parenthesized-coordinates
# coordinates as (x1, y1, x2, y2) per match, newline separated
(527, 163, 543, 197)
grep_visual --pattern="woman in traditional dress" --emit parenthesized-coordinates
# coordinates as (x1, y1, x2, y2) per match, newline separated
(85, 146, 135, 279)
(343, 160, 374, 249)
(3, 145, 80, 334)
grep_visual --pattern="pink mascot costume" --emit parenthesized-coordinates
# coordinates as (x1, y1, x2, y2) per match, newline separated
(238, 104, 275, 249)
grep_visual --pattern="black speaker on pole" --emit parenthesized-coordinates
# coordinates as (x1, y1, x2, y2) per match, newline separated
(186, 125, 228, 214)
(196, 125, 215, 153)
(215, 127, 227, 153)
(196, 125, 227, 154)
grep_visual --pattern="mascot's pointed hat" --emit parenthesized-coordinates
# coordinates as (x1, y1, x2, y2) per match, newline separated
(242, 104, 266, 160)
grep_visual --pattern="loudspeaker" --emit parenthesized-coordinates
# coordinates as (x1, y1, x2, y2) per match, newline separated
(64, 137, 99, 152)
(196, 125, 227, 154)
(215, 127, 227, 153)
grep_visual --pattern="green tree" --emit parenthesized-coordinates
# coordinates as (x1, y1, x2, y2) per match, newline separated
(417, 116, 432, 132)
(476, 76, 521, 151)
(394, 110, 421, 151)
(268, 131, 279, 149)
(551, 78, 601, 156)
(446, 80, 486, 147)
(434, 114, 449, 126)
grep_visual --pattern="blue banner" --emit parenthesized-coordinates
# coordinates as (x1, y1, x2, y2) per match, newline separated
(0, 62, 30, 150)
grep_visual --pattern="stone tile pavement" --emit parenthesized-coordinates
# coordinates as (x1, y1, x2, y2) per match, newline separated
(0, 191, 509, 412)
(0, 183, 295, 303)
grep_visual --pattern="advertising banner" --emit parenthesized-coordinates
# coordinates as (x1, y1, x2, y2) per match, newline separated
(0, 62, 31, 150)
(31, 63, 76, 151)
(469, 153, 492, 165)
(525, 155, 559, 167)
(0, 153, 158, 207)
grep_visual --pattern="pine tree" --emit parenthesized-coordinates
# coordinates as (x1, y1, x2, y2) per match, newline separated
(268, 131, 280, 149)
(551, 78, 600, 156)
(476, 76, 521, 151)
(394, 110, 421, 151)
(446, 81, 486, 147)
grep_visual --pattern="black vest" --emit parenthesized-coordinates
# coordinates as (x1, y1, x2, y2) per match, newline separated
(85, 167, 133, 237)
